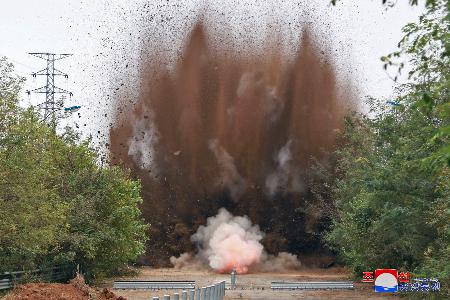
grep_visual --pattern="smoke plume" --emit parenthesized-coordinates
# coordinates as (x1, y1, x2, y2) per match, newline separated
(192, 208, 263, 273)
(127, 107, 159, 174)
(110, 21, 355, 265)
(171, 208, 301, 274)
(265, 140, 304, 196)
(208, 140, 246, 201)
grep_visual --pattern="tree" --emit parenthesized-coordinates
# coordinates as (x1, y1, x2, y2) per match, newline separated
(0, 58, 65, 271)
(382, 0, 450, 168)
(0, 57, 148, 279)
(326, 0, 449, 295)
(0, 57, 24, 139)
(331, 0, 441, 8)
(326, 98, 447, 268)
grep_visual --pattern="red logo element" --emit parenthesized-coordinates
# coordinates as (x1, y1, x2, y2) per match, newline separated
(375, 269, 398, 280)
(374, 269, 398, 292)
(362, 271, 374, 283)
(398, 272, 410, 283)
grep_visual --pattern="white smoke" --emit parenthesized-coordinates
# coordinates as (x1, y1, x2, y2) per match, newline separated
(265, 140, 303, 195)
(192, 208, 263, 273)
(171, 208, 301, 274)
(262, 86, 284, 123)
(236, 71, 263, 98)
(255, 252, 302, 272)
(127, 107, 159, 176)
(169, 253, 204, 271)
(236, 71, 284, 123)
(208, 139, 246, 201)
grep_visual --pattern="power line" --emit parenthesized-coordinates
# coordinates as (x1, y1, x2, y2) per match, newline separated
(26, 52, 73, 128)
(0, 54, 35, 70)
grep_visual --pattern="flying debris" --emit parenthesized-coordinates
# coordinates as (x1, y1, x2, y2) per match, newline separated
(386, 101, 401, 106)
(64, 105, 81, 112)
(110, 22, 355, 264)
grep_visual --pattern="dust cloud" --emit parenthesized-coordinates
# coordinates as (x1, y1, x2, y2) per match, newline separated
(110, 21, 355, 267)
(170, 208, 301, 274)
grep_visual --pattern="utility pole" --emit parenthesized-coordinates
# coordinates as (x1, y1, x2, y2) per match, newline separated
(27, 52, 73, 128)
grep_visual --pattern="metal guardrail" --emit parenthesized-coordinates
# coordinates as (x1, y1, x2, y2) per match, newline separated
(0, 278, 11, 291)
(150, 281, 226, 300)
(271, 281, 354, 290)
(0, 265, 75, 291)
(113, 280, 196, 290)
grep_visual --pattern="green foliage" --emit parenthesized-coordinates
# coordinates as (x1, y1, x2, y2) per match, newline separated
(327, 0, 449, 295)
(0, 57, 148, 279)
(61, 166, 148, 278)
(326, 5, 449, 298)
(327, 101, 449, 294)
(327, 98, 446, 260)
(382, 0, 450, 168)
(331, 0, 440, 7)
(0, 57, 25, 138)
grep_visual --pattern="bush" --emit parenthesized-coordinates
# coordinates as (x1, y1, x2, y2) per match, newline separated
(327, 1, 449, 295)
(326, 100, 449, 295)
(0, 57, 148, 279)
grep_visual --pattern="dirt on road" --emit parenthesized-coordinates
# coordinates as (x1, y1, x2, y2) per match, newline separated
(2, 275, 124, 300)
(108, 267, 398, 300)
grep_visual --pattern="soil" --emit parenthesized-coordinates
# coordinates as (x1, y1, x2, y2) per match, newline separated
(2, 275, 124, 300)
(107, 267, 399, 300)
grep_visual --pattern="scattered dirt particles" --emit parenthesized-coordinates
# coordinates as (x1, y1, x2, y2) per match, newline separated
(110, 21, 356, 265)
(2, 275, 125, 300)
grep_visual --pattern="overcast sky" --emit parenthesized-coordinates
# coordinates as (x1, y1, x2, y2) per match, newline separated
(0, 0, 423, 143)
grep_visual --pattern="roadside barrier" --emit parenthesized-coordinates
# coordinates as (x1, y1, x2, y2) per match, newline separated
(0, 265, 75, 291)
(271, 281, 354, 290)
(113, 280, 195, 290)
(149, 281, 226, 300)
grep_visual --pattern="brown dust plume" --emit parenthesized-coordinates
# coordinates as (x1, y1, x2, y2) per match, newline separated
(110, 23, 354, 266)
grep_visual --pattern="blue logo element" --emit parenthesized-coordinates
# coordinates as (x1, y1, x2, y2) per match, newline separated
(375, 285, 398, 292)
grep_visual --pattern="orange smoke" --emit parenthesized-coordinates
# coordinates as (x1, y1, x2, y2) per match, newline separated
(171, 208, 302, 274)
(218, 261, 247, 274)
(191, 208, 264, 274)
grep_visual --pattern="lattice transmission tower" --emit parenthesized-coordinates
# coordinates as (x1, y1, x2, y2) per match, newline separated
(27, 52, 73, 127)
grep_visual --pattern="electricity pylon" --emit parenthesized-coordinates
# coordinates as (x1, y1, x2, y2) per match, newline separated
(27, 52, 73, 128)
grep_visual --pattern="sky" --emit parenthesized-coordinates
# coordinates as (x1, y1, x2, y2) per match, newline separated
(0, 0, 424, 144)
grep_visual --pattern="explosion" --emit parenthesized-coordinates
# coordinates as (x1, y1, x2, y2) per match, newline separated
(171, 208, 302, 274)
(191, 208, 263, 273)
(110, 21, 354, 266)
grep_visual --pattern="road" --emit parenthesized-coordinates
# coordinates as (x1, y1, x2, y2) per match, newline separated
(107, 267, 398, 300)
